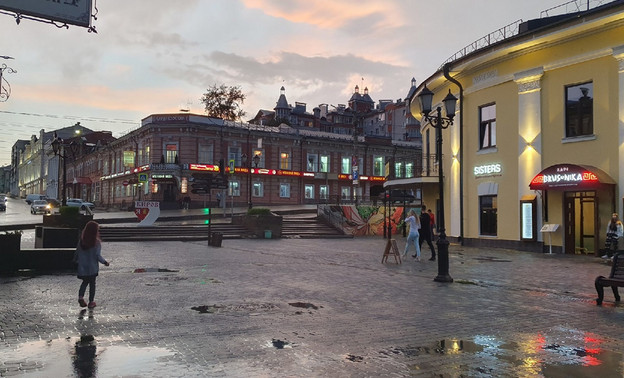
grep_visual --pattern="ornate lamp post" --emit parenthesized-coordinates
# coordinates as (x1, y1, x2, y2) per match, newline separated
(417, 85, 457, 283)
(51, 132, 79, 206)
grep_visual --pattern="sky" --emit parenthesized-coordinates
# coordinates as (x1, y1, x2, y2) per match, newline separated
(0, 0, 574, 166)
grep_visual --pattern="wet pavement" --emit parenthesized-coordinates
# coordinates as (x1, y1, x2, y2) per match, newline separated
(1, 237, 624, 377)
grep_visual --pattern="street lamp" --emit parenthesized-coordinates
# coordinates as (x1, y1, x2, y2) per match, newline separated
(51, 132, 79, 206)
(417, 85, 457, 283)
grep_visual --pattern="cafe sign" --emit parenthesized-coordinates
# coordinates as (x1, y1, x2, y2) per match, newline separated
(474, 163, 502, 177)
(530, 164, 614, 190)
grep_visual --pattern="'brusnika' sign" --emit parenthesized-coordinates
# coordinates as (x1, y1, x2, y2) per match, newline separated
(0, 0, 93, 28)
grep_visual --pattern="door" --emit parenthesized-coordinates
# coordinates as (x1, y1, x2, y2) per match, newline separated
(564, 192, 597, 254)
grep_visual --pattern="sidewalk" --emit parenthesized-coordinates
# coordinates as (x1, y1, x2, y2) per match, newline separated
(1, 238, 623, 377)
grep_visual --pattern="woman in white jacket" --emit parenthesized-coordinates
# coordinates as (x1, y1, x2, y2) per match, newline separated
(603, 213, 624, 259)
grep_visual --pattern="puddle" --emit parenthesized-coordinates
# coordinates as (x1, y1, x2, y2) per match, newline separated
(133, 268, 179, 273)
(473, 256, 512, 263)
(288, 302, 320, 310)
(385, 329, 623, 376)
(0, 337, 201, 377)
(191, 303, 278, 314)
(269, 339, 292, 349)
(346, 354, 364, 362)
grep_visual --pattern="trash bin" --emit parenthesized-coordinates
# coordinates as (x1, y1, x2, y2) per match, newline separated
(209, 232, 223, 247)
(264, 230, 272, 239)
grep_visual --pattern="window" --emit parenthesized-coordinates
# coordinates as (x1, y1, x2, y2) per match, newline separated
(320, 155, 330, 173)
(307, 154, 318, 172)
(373, 156, 384, 176)
(479, 104, 496, 149)
(565, 82, 593, 137)
(320, 185, 328, 200)
(228, 180, 240, 196)
(145, 146, 150, 164)
(406, 162, 414, 178)
(305, 184, 314, 199)
(252, 149, 264, 168)
(395, 162, 403, 178)
(480, 195, 497, 236)
(252, 182, 263, 197)
(280, 183, 290, 198)
(341, 187, 350, 200)
(228, 146, 242, 166)
(198, 144, 213, 164)
(341, 157, 351, 174)
(280, 152, 291, 170)
(165, 144, 178, 164)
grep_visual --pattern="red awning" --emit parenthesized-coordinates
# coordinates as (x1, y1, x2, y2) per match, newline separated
(529, 164, 615, 191)
(72, 177, 92, 185)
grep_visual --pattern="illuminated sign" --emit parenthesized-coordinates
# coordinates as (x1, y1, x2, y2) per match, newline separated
(530, 164, 609, 190)
(190, 164, 218, 172)
(152, 174, 173, 179)
(474, 163, 502, 177)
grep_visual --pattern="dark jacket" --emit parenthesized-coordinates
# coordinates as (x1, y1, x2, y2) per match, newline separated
(420, 212, 431, 237)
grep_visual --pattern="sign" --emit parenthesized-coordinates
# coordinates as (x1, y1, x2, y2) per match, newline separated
(474, 163, 502, 177)
(138, 174, 148, 183)
(530, 164, 612, 190)
(0, 0, 93, 28)
(122, 180, 129, 187)
(229, 159, 235, 174)
(520, 195, 536, 241)
(134, 201, 160, 226)
(352, 166, 359, 185)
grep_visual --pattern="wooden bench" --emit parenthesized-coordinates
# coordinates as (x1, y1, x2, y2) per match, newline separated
(595, 252, 624, 305)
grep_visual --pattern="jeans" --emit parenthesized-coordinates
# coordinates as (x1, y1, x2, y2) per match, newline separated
(404, 231, 421, 258)
(79, 276, 97, 303)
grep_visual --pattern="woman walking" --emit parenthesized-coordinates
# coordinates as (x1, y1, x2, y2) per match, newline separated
(74, 221, 109, 308)
(603, 213, 624, 259)
(403, 210, 421, 261)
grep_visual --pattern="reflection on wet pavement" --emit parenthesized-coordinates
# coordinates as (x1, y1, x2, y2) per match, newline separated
(0, 337, 198, 377)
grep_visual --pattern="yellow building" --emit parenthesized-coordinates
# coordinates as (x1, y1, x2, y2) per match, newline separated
(409, 1, 624, 254)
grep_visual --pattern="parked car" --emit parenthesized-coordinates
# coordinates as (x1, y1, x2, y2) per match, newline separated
(25, 194, 46, 205)
(46, 198, 62, 212)
(379, 189, 416, 203)
(66, 198, 95, 211)
(31, 199, 51, 214)
(0, 201, 5, 211)
(0, 194, 7, 202)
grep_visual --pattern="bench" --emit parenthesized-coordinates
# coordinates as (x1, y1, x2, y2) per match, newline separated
(595, 252, 624, 305)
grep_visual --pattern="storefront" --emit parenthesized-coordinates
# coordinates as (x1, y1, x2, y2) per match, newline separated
(530, 163, 616, 255)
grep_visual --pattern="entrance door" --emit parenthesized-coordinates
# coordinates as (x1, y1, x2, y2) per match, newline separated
(564, 191, 597, 254)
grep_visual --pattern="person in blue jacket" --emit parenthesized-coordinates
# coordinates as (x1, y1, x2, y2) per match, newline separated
(73, 221, 109, 308)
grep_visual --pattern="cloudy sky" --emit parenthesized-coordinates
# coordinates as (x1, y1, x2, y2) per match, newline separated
(0, 0, 572, 166)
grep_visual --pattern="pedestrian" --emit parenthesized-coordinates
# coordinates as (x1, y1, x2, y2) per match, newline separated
(73, 221, 109, 309)
(419, 205, 436, 261)
(403, 209, 421, 261)
(428, 209, 436, 236)
(602, 213, 624, 259)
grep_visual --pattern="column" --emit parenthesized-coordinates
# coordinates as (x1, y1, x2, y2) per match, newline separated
(614, 46, 624, 216)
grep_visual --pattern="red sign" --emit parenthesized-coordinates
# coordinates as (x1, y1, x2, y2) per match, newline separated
(530, 164, 611, 190)
(122, 180, 129, 186)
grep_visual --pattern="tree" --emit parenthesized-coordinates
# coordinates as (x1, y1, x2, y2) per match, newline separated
(200, 84, 246, 121)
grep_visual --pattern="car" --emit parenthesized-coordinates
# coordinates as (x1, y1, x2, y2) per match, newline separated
(31, 199, 51, 214)
(66, 198, 96, 211)
(46, 198, 62, 212)
(0, 194, 6, 202)
(0, 201, 5, 211)
(379, 189, 416, 203)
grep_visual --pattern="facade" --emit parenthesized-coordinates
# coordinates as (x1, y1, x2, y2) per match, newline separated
(0, 165, 10, 194)
(406, 0, 624, 254)
(94, 113, 420, 209)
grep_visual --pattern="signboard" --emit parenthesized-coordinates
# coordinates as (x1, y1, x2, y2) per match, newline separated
(530, 164, 613, 191)
(474, 163, 502, 177)
(520, 195, 536, 241)
(134, 201, 160, 226)
(138, 173, 148, 183)
(0, 0, 93, 28)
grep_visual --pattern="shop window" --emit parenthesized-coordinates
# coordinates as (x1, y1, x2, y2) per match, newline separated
(307, 154, 318, 172)
(305, 184, 314, 199)
(320, 155, 330, 173)
(280, 183, 290, 198)
(480, 195, 498, 236)
(280, 152, 291, 170)
(320, 185, 328, 200)
(565, 82, 593, 138)
(228, 180, 240, 196)
(373, 156, 384, 176)
(252, 182, 263, 197)
(341, 187, 350, 200)
(341, 157, 351, 174)
(479, 104, 496, 150)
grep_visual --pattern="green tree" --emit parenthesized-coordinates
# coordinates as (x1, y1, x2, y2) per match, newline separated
(200, 84, 246, 121)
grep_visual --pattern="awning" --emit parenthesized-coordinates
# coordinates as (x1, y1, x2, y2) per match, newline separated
(529, 164, 615, 191)
(383, 176, 438, 189)
(72, 177, 92, 185)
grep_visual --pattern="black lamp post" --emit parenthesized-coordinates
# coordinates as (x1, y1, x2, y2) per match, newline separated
(242, 153, 251, 209)
(417, 85, 457, 283)
(51, 133, 78, 207)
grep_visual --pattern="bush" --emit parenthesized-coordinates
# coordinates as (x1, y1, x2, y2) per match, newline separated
(247, 208, 271, 216)
(59, 206, 80, 217)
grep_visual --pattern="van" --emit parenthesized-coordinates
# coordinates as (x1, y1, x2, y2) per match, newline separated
(25, 194, 46, 205)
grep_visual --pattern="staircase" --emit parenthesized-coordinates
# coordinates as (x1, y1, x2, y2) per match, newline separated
(99, 223, 249, 242)
(279, 213, 349, 238)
